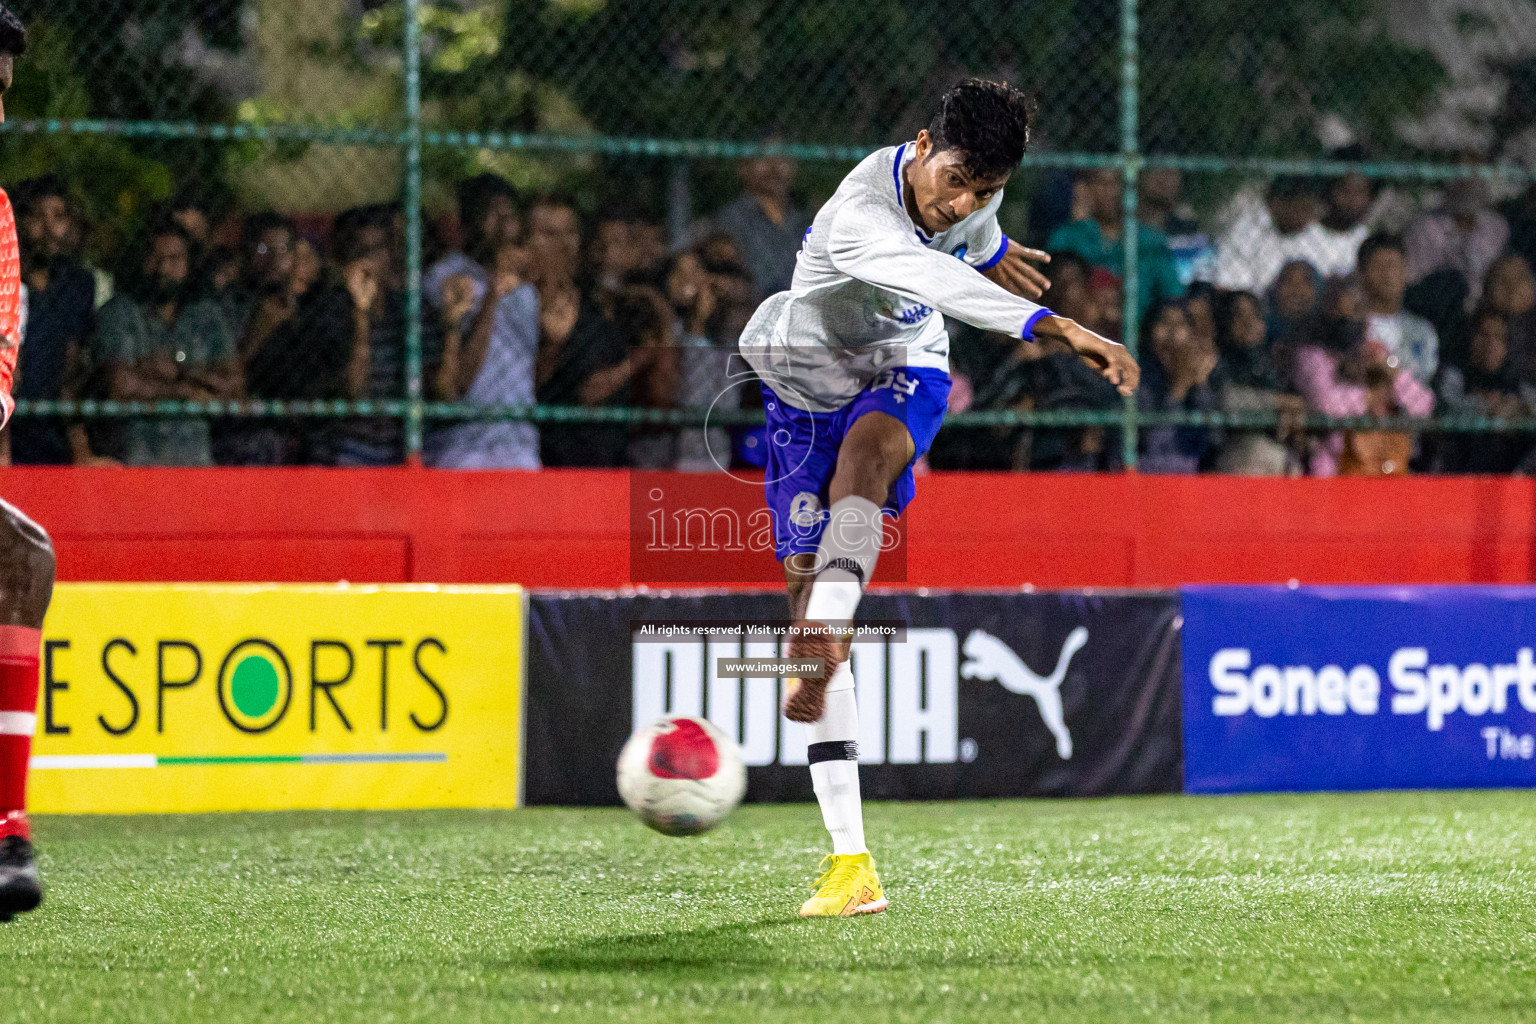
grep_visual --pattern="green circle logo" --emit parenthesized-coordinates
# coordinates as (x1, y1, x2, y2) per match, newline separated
(231, 656, 280, 718)
(217, 640, 292, 733)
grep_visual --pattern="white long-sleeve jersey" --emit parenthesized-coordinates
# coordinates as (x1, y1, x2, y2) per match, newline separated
(738, 142, 1052, 412)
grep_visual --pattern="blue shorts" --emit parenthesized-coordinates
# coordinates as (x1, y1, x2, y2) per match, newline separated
(761, 366, 952, 560)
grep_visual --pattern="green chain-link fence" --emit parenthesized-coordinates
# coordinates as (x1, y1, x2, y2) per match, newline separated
(6, 0, 1536, 471)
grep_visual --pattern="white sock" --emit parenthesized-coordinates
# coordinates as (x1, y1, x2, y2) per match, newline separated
(805, 495, 883, 630)
(806, 661, 866, 856)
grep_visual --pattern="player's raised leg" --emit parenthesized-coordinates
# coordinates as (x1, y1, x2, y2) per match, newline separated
(783, 410, 913, 721)
(0, 499, 56, 922)
(785, 409, 915, 917)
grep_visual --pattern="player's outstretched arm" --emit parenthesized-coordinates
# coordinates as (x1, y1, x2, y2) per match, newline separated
(981, 240, 1052, 301)
(1034, 315, 1141, 397)
(828, 204, 1058, 342)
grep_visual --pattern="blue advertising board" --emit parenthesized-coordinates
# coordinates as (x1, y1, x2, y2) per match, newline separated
(1182, 585, 1536, 793)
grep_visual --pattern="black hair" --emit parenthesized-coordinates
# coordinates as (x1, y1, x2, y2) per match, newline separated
(138, 215, 196, 278)
(145, 214, 193, 248)
(926, 78, 1033, 183)
(1329, 143, 1369, 164)
(364, 200, 403, 222)
(205, 245, 240, 271)
(610, 284, 674, 347)
(691, 231, 748, 277)
(1140, 296, 1190, 360)
(1317, 277, 1367, 354)
(654, 239, 742, 337)
(168, 190, 208, 215)
(457, 173, 515, 224)
(1267, 176, 1317, 202)
(0, 5, 25, 58)
(1046, 249, 1091, 279)
(1325, 145, 1384, 200)
(1213, 288, 1262, 350)
(596, 194, 649, 225)
(1357, 231, 1405, 270)
(1184, 280, 1219, 308)
(1142, 296, 1188, 333)
(11, 175, 69, 217)
(242, 210, 293, 250)
(127, 215, 198, 302)
(333, 205, 396, 265)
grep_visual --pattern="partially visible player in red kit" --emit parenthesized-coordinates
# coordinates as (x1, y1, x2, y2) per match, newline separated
(0, 6, 57, 923)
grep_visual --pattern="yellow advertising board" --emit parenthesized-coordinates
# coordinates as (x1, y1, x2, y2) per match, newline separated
(27, 584, 523, 814)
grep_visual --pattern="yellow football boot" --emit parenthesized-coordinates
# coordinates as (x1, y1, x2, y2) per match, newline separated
(799, 852, 888, 917)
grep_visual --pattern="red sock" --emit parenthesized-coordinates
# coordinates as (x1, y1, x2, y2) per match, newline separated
(0, 626, 41, 840)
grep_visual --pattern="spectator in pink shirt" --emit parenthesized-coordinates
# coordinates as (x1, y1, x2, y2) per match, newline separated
(1292, 280, 1434, 476)
(1405, 177, 1509, 308)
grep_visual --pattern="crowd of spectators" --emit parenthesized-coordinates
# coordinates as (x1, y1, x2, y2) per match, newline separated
(3, 169, 768, 471)
(11, 148, 1536, 476)
(944, 156, 1536, 476)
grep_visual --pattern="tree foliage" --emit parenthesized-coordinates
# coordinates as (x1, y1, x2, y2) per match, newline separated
(393, 0, 1443, 158)
(0, 0, 1458, 228)
(0, 20, 176, 257)
(29, 0, 244, 123)
(1139, 0, 1446, 156)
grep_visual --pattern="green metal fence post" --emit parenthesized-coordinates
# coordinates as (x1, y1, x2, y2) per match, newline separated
(1119, 0, 1141, 472)
(403, 0, 425, 463)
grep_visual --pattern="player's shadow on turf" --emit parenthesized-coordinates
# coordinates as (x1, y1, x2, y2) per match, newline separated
(510, 917, 802, 973)
(510, 918, 1028, 976)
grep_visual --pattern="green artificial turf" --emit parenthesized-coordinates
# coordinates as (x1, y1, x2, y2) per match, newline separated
(5, 792, 1536, 1023)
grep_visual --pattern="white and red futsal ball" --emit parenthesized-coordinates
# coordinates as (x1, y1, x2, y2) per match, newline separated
(617, 716, 747, 836)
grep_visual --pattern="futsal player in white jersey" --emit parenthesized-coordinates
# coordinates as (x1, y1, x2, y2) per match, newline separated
(738, 79, 1139, 916)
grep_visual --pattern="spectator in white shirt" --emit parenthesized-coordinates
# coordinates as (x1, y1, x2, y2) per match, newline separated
(1314, 147, 1376, 279)
(1213, 177, 1331, 294)
(423, 175, 541, 469)
(1359, 232, 1439, 388)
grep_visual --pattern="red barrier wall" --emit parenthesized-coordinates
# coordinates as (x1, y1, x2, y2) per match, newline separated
(1, 467, 1532, 587)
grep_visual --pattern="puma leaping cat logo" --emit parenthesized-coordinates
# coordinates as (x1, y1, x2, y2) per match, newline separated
(960, 627, 1087, 759)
